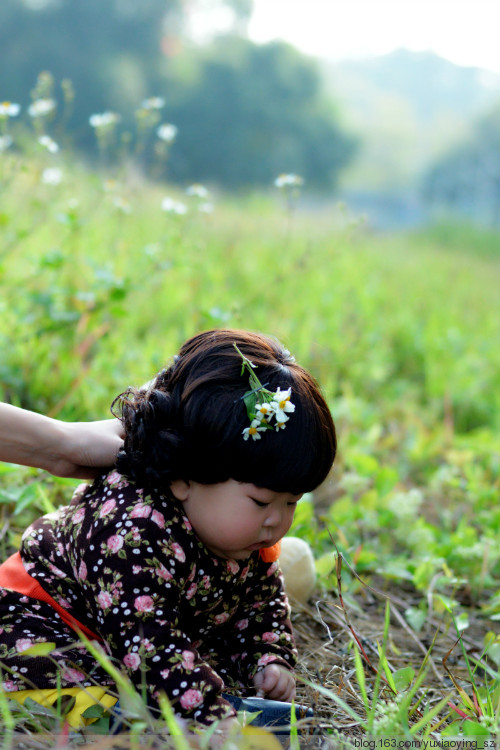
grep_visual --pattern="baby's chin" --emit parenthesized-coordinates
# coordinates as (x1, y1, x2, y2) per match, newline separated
(204, 543, 253, 561)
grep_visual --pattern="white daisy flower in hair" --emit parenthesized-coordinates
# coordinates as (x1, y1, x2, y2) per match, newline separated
(242, 419, 267, 441)
(254, 402, 275, 421)
(272, 387, 295, 422)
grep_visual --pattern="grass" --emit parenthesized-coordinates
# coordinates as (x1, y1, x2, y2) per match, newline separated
(1, 102, 500, 745)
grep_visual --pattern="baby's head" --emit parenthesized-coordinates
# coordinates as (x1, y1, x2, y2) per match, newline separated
(113, 329, 336, 495)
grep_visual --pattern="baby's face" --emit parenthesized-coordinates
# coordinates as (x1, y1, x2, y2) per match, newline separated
(170, 479, 302, 560)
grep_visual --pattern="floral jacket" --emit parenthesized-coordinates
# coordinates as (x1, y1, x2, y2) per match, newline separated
(13, 470, 297, 724)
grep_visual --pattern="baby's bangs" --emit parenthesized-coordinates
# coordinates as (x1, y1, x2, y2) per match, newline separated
(229, 401, 334, 494)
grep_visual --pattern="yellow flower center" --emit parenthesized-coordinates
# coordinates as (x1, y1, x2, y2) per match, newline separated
(279, 400, 287, 409)
(249, 426, 257, 435)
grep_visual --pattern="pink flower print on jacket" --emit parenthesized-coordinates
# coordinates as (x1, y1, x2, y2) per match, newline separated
(226, 559, 240, 575)
(15, 638, 34, 653)
(106, 471, 129, 489)
(78, 561, 88, 581)
(262, 632, 280, 644)
(48, 562, 67, 579)
(1, 681, 19, 692)
(171, 542, 186, 562)
(99, 499, 116, 518)
(134, 595, 154, 613)
(186, 583, 197, 600)
(107, 535, 124, 553)
(61, 668, 86, 683)
(181, 650, 195, 670)
(151, 510, 165, 529)
(157, 564, 173, 582)
(257, 653, 279, 667)
(123, 652, 141, 671)
(130, 503, 152, 519)
(97, 590, 113, 610)
(180, 688, 204, 711)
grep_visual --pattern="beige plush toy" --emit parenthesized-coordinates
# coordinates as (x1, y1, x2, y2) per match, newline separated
(278, 536, 316, 605)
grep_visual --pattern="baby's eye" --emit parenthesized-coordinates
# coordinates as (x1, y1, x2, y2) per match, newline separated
(251, 498, 268, 508)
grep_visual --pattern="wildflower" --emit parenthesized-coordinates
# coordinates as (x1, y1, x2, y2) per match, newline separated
(89, 112, 121, 128)
(38, 135, 59, 153)
(186, 183, 208, 198)
(274, 173, 304, 189)
(156, 123, 177, 142)
(161, 196, 187, 215)
(199, 202, 214, 214)
(255, 403, 275, 421)
(113, 196, 132, 214)
(28, 99, 56, 118)
(242, 420, 267, 441)
(0, 102, 20, 117)
(141, 97, 165, 110)
(102, 179, 119, 193)
(0, 135, 13, 152)
(272, 387, 295, 422)
(41, 167, 63, 186)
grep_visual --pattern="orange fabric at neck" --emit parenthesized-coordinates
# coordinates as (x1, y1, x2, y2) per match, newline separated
(259, 541, 282, 563)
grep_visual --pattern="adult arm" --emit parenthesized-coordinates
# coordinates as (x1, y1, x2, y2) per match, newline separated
(0, 402, 123, 478)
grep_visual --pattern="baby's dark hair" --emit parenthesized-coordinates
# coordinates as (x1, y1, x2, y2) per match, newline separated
(112, 329, 336, 495)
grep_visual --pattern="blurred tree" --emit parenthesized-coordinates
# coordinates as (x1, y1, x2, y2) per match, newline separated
(422, 101, 500, 226)
(165, 37, 357, 188)
(0, 0, 355, 189)
(0, 0, 179, 142)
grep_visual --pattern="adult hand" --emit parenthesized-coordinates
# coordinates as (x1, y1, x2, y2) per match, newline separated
(46, 418, 124, 478)
(0, 403, 124, 478)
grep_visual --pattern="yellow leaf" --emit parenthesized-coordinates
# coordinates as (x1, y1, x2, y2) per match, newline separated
(240, 726, 283, 750)
(21, 642, 56, 657)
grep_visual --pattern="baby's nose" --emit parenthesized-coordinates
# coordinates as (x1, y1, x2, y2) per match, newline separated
(263, 507, 283, 528)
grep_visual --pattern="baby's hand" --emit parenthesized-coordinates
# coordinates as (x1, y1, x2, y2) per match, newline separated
(253, 664, 296, 702)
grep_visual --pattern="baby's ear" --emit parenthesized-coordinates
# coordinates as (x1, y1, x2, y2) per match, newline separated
(170, 479, 190, 501)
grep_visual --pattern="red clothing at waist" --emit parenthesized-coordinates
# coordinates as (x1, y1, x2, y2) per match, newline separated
(0, 551, 102, 643)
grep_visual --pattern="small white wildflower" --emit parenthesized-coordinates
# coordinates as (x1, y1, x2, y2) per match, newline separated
(0, 135, 13, 152)
(89, 112, 121, 128)
(274, 173, 304, 189)
(28, 99, 56, 118)
(199, 202, 214, 214)
(255, 403, 275, 421)
(272, 387, 295, 422)
(113, 196, 132, 214)
(157, 123, 177, 142)
(41, 167, 63, 186)
(186, 183, 208, 198)
(38, 135, 59, 153)
(0, 101, 20, 117)
(242, 420, 267, 441)
(161, 196, 187, 215)
(102, 179, 119, 193)
(141, 97, 165, 110)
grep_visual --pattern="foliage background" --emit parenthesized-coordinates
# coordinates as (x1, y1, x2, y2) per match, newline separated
(1, 0, 500, 739)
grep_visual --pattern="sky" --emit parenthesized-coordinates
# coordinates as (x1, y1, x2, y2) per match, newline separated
(247, 0, 500, 73)
(190, 0, 500, 75)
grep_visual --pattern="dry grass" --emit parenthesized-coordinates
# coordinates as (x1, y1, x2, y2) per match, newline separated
(290, 576, 493, 739)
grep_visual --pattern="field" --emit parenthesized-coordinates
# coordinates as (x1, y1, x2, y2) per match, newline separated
(1, 144, 500, 746)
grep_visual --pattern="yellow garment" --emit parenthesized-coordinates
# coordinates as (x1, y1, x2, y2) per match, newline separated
(8, 686, 117, 729)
